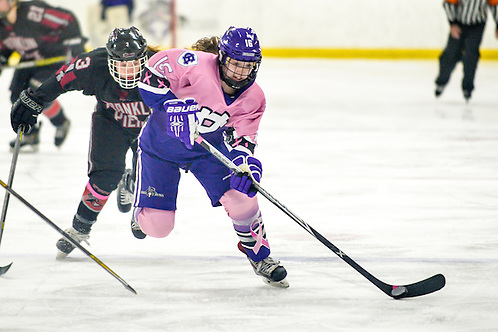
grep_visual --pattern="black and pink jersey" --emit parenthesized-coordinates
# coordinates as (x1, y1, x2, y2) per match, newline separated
(31, 48, 153, 133)
(0, 0, 86, 62)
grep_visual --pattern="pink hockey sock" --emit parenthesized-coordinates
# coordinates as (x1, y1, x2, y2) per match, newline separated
(136, 207, 175, 238)
(219, 189, 259, 221)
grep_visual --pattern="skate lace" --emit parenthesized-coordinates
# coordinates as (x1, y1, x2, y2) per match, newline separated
(123, 169, 135, 194)
(65, 228, 90, 245)
(119, 170, 135, 203)
(131, 218, 141, 231)
(124, 171, 135, 192)
(119, 188, 134, 204)
(255, 257, 280, 277)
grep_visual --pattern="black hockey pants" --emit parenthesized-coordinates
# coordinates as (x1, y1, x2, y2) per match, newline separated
(435, 23, 485, 93)
(87, 111, 138, 195)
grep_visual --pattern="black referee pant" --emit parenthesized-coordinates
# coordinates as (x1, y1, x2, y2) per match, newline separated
(435, 23, 485, 93)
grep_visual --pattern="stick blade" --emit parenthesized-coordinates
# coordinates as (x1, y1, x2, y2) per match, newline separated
(125, 284, 138, 295)
(0, 262, 13, 276)
(392, 273, 445, 299)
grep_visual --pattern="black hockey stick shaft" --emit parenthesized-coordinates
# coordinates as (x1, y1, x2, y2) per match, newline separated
(0, 179, 137, 294)
(195, 135, 445, 299)
(0, 127, 23, 275)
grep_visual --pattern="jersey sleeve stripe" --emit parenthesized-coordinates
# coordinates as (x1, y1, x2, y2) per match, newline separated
(60, 71, 77, 88)
(138, 82, 171, 95)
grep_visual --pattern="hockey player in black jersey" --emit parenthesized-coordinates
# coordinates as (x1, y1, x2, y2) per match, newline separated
(11, 26, 154, 258)
(0, 0, 87, 151)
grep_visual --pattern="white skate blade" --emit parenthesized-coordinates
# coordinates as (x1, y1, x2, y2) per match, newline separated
(10, 144, 39, 153)
(262, 276, 289, 288)
(56, 250, 69, 260)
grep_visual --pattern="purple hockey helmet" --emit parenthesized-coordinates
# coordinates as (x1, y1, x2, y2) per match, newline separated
(218, 26, 262, 90)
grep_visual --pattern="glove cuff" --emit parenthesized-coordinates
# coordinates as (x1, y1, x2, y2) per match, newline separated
(20, 89, 44, 114)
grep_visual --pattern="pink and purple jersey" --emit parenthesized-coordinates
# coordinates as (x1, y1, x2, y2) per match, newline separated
(138, 48, 266, 161)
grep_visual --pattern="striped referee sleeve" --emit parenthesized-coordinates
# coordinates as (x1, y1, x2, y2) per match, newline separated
(443, 0, 459, 23)
(443, 0, 491, 25)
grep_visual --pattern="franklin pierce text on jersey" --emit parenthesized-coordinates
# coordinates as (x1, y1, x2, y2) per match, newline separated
(104, 101, 151, 128)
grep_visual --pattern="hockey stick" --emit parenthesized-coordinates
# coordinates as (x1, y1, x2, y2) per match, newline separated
(195, 134, 446, 299)
(1, 55, 69, 70)
(0, 179, 137, 294)
(0, 127, 24, 276)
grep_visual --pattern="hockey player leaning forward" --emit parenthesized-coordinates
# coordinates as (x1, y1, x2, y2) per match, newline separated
(0, 0, 86, 151)
(134, 26, 289, 288)
(10, 27, 154, 258)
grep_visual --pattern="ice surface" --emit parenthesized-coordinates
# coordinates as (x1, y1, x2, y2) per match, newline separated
(1, 59, 497, 331)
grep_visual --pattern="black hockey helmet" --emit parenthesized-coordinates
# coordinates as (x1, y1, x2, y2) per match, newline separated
(106, 26, 148, 89)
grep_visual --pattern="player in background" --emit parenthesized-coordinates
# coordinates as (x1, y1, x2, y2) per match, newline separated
(0, 0, 86, 151)
(435, 0, 498, 101)
(102, 0, 134, 22)
(135, 26, 289, 288)
(87, 0, 134, 48)
(10, 27, 155, 259)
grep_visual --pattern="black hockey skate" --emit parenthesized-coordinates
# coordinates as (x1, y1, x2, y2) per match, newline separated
(435, 84, 445, 97)
(56, 226, 90, 260)
(463, 89, 472, 103)
(238, 242, 289, 288)
(54, 119, 71, 147)
(130, 209, 146, 239)
(117, 169, 135, 213)
(9, 123, 41, 152)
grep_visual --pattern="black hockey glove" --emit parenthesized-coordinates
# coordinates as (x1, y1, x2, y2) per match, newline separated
(10, 88, 45, 134)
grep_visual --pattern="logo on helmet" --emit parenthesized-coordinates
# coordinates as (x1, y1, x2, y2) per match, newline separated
(106, 26, 148, 89)
(218, 26, 262, 90)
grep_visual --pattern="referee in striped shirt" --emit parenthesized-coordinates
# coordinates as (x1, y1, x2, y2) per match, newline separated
(435, 0, 498, 101)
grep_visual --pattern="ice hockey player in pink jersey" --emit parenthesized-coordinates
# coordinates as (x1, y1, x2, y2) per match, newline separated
(136, 26, 289, 288)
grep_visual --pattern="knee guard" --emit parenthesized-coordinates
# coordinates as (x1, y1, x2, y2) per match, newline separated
(136, 207, 175, 238)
